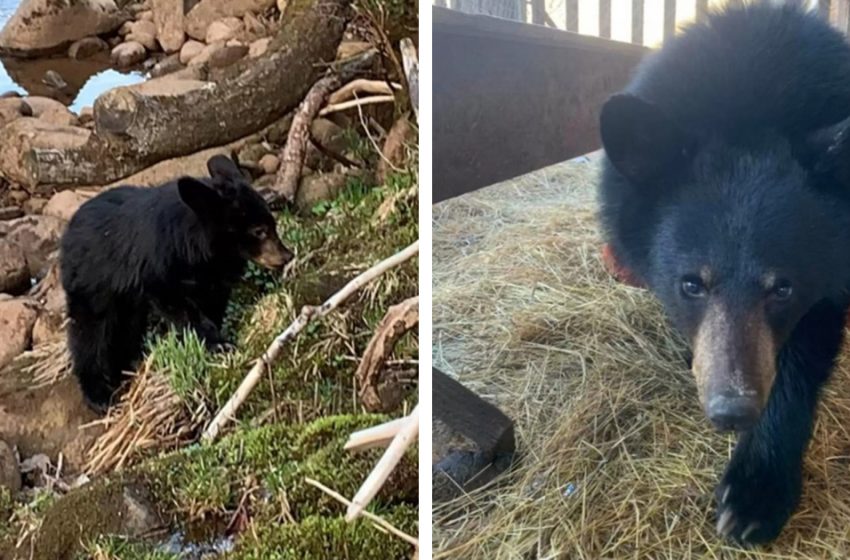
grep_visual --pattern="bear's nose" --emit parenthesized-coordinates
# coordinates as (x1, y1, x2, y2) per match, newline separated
(707, 392, 760, 432)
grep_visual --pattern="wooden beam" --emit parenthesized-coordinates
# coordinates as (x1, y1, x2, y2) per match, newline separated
(664, 0, 676, 41)
(566, 0, 578, 32)
(599, 0, 611, 39)
(696, 0, 709, 22)
(632, 0, 644, 44)
(531, 0, 545, 25)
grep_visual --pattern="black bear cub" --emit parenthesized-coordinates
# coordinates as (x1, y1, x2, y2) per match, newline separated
(599, 3, 850, 546)
(61, 155, 293, 412)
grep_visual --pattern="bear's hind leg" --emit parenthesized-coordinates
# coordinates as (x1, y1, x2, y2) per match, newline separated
(66, 297, 147, 412)
(715, 300, 848, 545)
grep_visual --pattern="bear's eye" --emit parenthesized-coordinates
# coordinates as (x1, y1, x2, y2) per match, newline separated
(250, 227, 267, 240)
(680, 276, 707, 298)
(771, 281, 793, 301)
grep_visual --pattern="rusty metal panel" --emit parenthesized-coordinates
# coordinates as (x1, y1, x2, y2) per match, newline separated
(433, 6, 648, 202)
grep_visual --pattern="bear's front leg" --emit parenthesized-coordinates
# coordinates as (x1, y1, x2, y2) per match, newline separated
(715, 301, 847, 545)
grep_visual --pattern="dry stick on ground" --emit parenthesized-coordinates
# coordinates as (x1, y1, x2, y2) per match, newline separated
(344, 417, 407, 451)
(356, 295, 419, 411)
(304, 477, 419, 547)
(275, 74, 344, 202)
(202, 240, 420, 441)
(346, 404, 419, 521)
(400, 38, 418, 121)
(319, 94, 396, 116)
(327, 79, 400, 105)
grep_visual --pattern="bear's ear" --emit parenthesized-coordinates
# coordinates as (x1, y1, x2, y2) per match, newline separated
(207, 155, 244, 182)
(600, 94, 694, 184)
(799, 117, 850, 188)
(178, 177, 222, 220)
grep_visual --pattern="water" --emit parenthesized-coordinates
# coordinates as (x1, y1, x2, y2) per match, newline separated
(0, 0, 145, 113)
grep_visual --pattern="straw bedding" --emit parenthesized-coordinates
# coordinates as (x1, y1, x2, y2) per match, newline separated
(432, 155, 850, 559)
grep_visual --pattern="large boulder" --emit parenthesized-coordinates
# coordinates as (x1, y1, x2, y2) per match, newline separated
(0, 298, 38, 369)
(184, 0, 275, 40)
(0, 0, 129, 56)
(0, 241, 28, 294)
(0, 215, 65, 279)
(153, 0, 185, 53)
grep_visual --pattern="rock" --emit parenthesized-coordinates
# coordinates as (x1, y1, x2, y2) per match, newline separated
(111, 41, 147, 67)
(118, 21, 134, 36)
(307, 118, 347, 170)
(337, 40, 372, 60)
(43, 190, 91, 222)
(126, 19, 158, 50)
(377, 116, 415, 183)
(0, 241, 28, 294)
(31, 265, 66, 346)
(296, 172, 349, 211)
(0, 97, 32, 128)
(7, 191, 28, 205)
(0, 441, 20, 495)
(205, 17, 243, 43)
(77, 106, 94, 125)
(0, 0, 128, 55)
(187, 41, 225, 66)
(22, 197, 47, 215)
(23, 96, 77, 127)
(42, 70, 67, 90)
(0, 298, 37, 369)
(126, 31, 158, 51)
(108, 35, 123, 48)
(150, 52, 183, 77)
(128, 19, 157, 38)
(137, 9, 154, 21)
(248, 37, 270, 58)
(67, 36, 109, 59)
(0, 215, 65, 279)
(179, 39, 205, 64)
(0, 207, 23, 221)
(237, 142, 272, 168)
(185, 0, 275, 40)
(153, 0, 185, 53)
(208, 43, 248, 68)
(0, 372, 103, 472)
(259, 153, 280, 174)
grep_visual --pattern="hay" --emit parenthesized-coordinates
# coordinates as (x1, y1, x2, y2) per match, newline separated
(432, 155, 850, 558)
(84, 356, 205, 476)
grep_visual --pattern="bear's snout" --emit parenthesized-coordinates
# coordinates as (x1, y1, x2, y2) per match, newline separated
(253, 237, 294, 270)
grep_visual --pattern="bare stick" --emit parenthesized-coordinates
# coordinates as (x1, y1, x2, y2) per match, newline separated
(319, 95, 396, 116)
(304, 477, 419, 546)
(344, 417, 407, 451)
(275, 74, 342, 202)
(400, 38, 418, 121)
(202, 240, 420, 441)
(328, 79, 400, 105)
(346, 405, 419, 521)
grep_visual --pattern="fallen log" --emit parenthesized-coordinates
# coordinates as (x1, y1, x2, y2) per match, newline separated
(0, 0, 351, 192)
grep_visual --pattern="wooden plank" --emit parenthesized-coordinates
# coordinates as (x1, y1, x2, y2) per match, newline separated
(664, 0, 676, 40)
(566, 0, 578, 32)
(600, 0, 611, 39)
(696, 0, 709, 22)
(632, 0, 644, 44)
(433, 368, 515, 454)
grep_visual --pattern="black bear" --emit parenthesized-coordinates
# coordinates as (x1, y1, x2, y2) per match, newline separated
(599, 3, 850, 546)
(60, 155, 293, 412)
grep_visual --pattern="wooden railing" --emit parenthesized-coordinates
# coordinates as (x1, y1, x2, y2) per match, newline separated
(437, 0, 850, 46)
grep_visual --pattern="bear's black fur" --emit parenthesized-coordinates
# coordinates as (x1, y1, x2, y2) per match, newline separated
(599, 2, 850, 545)
(60, 155, 293, 412)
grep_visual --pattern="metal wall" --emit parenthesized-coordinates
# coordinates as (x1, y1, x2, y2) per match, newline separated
(433, 6, 647, 202)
